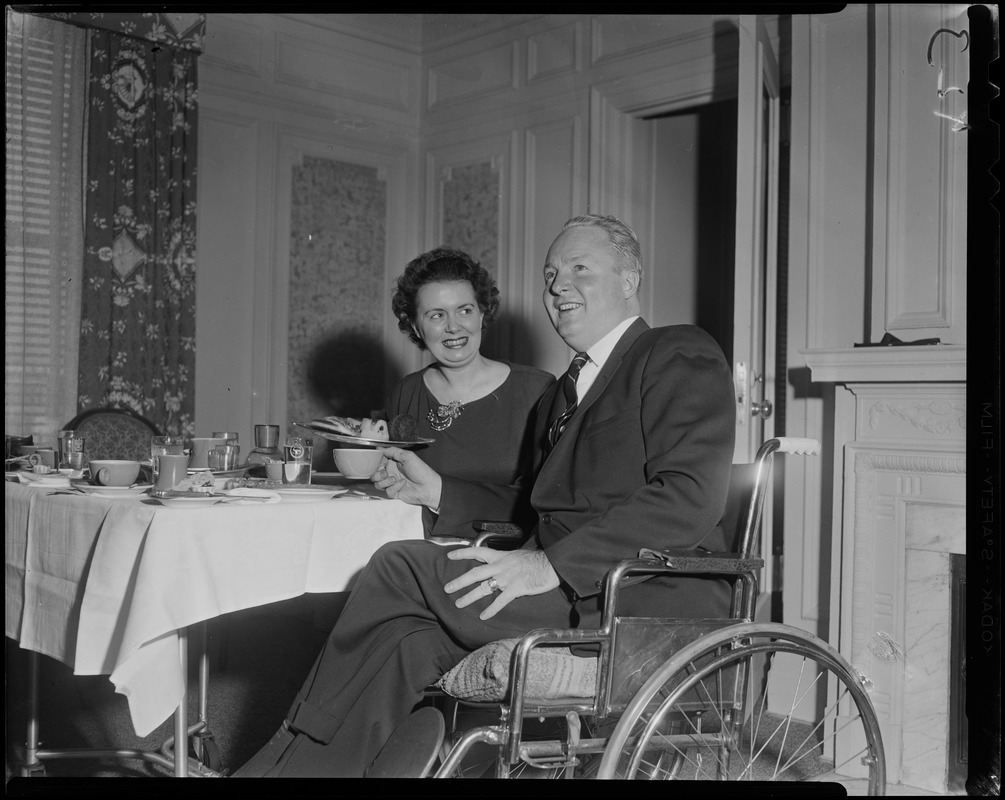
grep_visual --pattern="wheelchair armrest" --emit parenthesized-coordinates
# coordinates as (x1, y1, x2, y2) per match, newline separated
(637, 547, 764, 575)
(599, 553, 764, 632)
(472, 520, 528, 549)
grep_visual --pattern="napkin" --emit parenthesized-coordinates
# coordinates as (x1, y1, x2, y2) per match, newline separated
(16, 472, 71, 488)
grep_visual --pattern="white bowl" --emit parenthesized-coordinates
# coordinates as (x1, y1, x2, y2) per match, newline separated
(88, 459, 141, 487)
(333, 448, 384, 479)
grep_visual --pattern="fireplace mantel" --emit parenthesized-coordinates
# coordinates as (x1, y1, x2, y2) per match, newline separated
(802, 344, 966, 793)
(802, 345, 966, 384)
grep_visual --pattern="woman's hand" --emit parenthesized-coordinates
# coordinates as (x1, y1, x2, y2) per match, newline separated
(372, 446, 442, 510)
(444, 547, 560, 621)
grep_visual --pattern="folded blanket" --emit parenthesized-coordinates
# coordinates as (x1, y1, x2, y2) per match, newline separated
(436, 638, 597, 703)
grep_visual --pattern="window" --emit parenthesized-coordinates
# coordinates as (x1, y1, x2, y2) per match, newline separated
(5, 10, 85, 445)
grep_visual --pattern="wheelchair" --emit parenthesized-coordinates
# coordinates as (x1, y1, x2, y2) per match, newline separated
(373, 438, 886, 792)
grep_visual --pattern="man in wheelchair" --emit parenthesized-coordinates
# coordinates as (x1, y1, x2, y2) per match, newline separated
(234, 214, 736, 778)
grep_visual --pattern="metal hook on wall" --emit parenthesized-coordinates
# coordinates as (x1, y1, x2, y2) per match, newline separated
(927, 27, 969, 66)
(928, 27, 969, 98)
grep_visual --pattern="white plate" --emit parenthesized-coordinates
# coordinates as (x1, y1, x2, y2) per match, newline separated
(73, 483, 150, 498)
(272, 485, 348, 503)
(155, 495, 221, 508)
(293, 421, 433, 449)
(187, 466, 250, 478)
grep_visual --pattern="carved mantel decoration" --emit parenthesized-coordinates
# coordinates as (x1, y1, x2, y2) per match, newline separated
(867, 399, 966, 434)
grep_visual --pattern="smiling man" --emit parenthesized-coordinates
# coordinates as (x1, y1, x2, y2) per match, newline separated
(234, 214, 736, 778)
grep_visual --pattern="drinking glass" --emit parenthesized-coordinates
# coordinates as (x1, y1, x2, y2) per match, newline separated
(208, 444, 240, 471)
(151, 435, 185, 481)
(212, 431, 240, 446)
(282, 436, 313, 484)
(57, 430, 86, 471)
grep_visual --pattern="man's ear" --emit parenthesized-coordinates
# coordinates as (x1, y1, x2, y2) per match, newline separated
(621, 268, 641, 298)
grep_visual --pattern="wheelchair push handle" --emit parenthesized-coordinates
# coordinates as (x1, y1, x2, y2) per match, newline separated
(772, 436, 820, 456)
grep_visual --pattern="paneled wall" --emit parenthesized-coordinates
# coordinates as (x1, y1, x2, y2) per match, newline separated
(420, 13, 749, 376)
(196, 13, 758, 442)
(196, 13, 421, 454)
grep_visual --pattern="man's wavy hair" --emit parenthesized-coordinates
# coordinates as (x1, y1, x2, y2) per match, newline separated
(391, 247, 501, 350)
(562, 214, 644, 287)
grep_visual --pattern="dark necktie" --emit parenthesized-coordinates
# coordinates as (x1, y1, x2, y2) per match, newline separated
(548, 352, 589, 447)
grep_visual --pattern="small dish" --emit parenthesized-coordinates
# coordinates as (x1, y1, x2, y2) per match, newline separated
(154, 494, 221, 508)
(272, 485, 348, 503)
(72, 483, 150, 498)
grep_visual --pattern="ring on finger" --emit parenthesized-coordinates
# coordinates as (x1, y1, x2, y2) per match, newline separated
(486, 576, 501, 592)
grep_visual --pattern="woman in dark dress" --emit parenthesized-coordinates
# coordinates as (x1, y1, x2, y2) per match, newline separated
(234, 248, 554, 777)
(383, 247, 554, 538)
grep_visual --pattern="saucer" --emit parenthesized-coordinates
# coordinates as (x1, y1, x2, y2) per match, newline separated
(152, 496, 220, 508)
(272, 485, 348, 504)
(72, 483, 150, 498)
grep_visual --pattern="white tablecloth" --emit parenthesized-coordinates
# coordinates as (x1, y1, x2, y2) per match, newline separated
(5, 481, 424, 736)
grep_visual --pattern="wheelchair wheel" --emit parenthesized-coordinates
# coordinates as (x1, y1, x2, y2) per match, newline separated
(596, 623, 886, 794)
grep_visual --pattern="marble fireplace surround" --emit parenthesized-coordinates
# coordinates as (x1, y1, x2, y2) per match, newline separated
(804, 346, 966, 794)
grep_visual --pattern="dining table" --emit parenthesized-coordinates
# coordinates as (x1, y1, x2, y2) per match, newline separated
(5, 471, 426, 777)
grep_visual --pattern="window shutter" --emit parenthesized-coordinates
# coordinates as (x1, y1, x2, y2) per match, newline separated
(5, 11, 85, 444)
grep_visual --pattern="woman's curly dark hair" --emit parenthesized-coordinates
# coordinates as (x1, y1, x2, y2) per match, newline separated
(392, 247, 500, 350)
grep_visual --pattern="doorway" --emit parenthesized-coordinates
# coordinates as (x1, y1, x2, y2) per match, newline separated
(645, 100, 737, 361)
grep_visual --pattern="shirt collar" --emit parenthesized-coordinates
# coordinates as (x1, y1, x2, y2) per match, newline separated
(583, 316, 640, 372)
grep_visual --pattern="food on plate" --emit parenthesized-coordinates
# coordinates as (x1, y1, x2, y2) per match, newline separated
(321, 416, 389, 441)
(389, 414, 418, 443)
(360, 418, 388, 440)
(174, 471, 215, 493)
(321, 416, 362, 436)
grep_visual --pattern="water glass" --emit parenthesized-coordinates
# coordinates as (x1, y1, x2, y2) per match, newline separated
(57, 430, 86, 471)
(212, 431, 240, 446)
(151, 435, 185, 481)
(282, 436, 313, 484)
(155, 453, 189, 492)
(254, 424, 279, 449)
(208, 444, 240, 471)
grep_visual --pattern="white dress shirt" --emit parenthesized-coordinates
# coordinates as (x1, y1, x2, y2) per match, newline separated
(576, 316, 640, 401)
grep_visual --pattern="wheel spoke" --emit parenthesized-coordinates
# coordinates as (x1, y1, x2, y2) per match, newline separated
(603, 632, 884, 791)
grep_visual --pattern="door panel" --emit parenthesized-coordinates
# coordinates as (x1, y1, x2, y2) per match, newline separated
(732, 15, 780, 638)
(732, 15, 779, 464)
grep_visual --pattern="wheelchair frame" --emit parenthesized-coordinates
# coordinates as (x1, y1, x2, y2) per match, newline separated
(430, 438, 886, 792)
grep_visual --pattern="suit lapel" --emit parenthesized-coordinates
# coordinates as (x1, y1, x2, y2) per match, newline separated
(540, 318, 649, 466)
(575, 318, 648, 419)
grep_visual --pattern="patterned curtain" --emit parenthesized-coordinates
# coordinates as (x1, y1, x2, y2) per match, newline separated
(39, 11, 205, 53)
(77, 30, 199, 437)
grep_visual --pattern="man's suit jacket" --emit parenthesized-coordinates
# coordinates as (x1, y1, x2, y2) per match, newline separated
(438, 319, 736, 623)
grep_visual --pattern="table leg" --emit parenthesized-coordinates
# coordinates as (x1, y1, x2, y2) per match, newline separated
(175, 630, 189, 777)
(21, 650, 45, 777)
(15, 636, 220, 778)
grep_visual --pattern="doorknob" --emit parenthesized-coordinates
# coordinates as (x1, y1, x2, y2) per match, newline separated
(751, 399, 773, 418)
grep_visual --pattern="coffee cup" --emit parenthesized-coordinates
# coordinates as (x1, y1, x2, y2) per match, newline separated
(264, 458, 283, 482)
(27, 448, 57, 469)
(154, 453, 189, 492)
(189, 437, 226, 470)
(90, 459, 141, 487)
